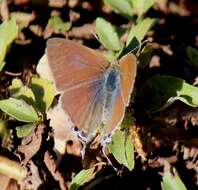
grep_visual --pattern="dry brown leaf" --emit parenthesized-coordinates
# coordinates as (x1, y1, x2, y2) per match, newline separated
(20, 160, 44, 190)
(14, 0, 29, 5)
(47, 103, 82, 157)
(69, 10, 80, 23)
(44, 151, 68, 190)
(0, 0, 9, 20)
(68, 23, 95, 40)
(29, 24, 43, 37)
(131, 125, 147, 161)
(68, 0, 80, 8)
(0, 174, 11, 190)
(5, 179, 20, 190)
(48, 0, 67, 8)
(17, 124, 46, 166)
(149, 55, 161, 68)
(38, 55, 82, 156)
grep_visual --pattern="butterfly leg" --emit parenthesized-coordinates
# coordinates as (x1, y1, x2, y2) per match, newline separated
(101, 138, 118, 171)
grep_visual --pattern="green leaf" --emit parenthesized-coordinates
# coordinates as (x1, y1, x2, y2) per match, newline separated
(0, 61, 6, 71)
(16, 123, 35, 138)
(0, 119, 7, 139)
(103, 0, 134, 19)
(96, 17, 121, 51)
(186, 46, 198, 69)
(9, 77, 55, 113)
(47, 16, 71, 34)
(131, 0, 156, 17)
(108, 130, 134, 171)
(29, 77, 56, 113)
(0, 17, 18, 70)
(138, 44, 153, 69)
(0, 98, 39, 122)
(117, 36, 139, 58)
(126, 17, 156, 46)
(120, 113, 135, 129)
(10, 78, 36, 106)
(141, 75, 198, 113)
(161, 168, 187, 190)
(118, 18, 156, 57)
(70, 167, 96, 190)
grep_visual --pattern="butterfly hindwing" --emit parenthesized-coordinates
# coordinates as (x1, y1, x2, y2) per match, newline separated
(60, 76, 105, 141)
(119, 53, 137, 106)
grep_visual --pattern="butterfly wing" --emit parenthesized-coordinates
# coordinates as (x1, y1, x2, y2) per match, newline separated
(46, 38, 110, 140)
(103, 90, 125, 136)
(119, 53, 137, 106)
(46, 38, 109, 92)
(60, 78, 105, 141)
(102, 54, 136, 138)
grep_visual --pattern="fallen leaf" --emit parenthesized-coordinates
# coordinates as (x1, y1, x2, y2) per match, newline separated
(20, 160, 44, 190)
(44, 151, 68, 190)
(0, 174, 12, 190)
(17, 124, 46, 165)
(47, 103, 81, 156)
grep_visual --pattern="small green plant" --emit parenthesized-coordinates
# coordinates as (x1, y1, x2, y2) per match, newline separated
(0, 17, 18, 71)
(95, 17, 156, 60)
(186, 46, 198, 69)
(0, 77, 56, 138)
(108, 129, 135, 171)
(140, 75, 198, 113)
(161, 166, 187, 190)
(96, 0, 157, 61)
(70, 165, 98, 190)
(103, 0, 156, 20)
(45, 16, 71, 38)
(93, 0, 156, 174)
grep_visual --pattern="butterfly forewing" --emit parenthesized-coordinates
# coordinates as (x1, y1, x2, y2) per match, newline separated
(46, 38, 110, 92)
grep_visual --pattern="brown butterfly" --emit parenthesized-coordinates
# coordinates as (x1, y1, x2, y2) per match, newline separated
(39, 38, 137, 144)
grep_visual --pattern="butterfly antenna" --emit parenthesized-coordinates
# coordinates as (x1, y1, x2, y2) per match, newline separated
(129, 39, 150, 54)
(80, 141, 87, 160)
(91, 30, 100, 43)
(101, 137, 118, 171)
(101, 145, 118, 172)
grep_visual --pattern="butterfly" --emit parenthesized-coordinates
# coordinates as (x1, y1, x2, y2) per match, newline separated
(41, 38, 137, 145)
